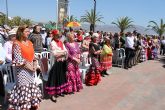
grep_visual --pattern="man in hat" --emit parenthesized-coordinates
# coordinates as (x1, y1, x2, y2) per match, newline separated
(4, 29, 17, 63)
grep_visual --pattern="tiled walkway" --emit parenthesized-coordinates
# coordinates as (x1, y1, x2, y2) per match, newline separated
(1, 57, 165, 110)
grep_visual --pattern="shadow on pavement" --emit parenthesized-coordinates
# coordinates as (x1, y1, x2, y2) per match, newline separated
(158, 56, 165, 68)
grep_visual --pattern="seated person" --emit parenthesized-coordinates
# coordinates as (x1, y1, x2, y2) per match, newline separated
(0, 43, 6, 65)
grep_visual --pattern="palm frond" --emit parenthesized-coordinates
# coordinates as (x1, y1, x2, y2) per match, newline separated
(148, 19, 165, 37)
(112, 16, 134, 33)
(80, 9, 104, 24)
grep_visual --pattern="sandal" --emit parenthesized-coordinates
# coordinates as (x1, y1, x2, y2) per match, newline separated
(50, 96, 57, 103)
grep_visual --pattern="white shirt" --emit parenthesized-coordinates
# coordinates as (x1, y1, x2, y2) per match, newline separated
(161, 39, 165, 45)
(41, 33, 47, 45)
(0, 44, 6, 64)
(4, 41, 13, 62)
(50, 40, 68, 61)
(125, 36, 134, 49)
(60, 35, 66, 43)
(47, 37, 52, 46)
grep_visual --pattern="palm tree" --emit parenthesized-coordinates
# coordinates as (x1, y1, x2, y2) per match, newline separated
(112, 16, 134, 33)
(45, 21, 56, 30)
(11, 16, 22, 26)
(81, 9, 104, 31)
(0, 14, 6, 25)
(21, 19, 32, 26)
(63, 15, 76, 26)
(48, 21, 56, 27)
(66, 15, 76, 22)
(147, 19, 165, 38)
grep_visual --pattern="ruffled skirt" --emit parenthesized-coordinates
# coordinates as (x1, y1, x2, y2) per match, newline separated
(85, 57, 101, 86)
(8, 83, 42, 110)
(45, 61, 68, 95)
(66, 60, 83, 93)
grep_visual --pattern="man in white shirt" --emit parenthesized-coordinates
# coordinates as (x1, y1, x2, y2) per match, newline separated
(124, 32, 135, 69)
(160, 36, 165, 55)
(4, 29, 16, 63)
(41, 27, 47, 48)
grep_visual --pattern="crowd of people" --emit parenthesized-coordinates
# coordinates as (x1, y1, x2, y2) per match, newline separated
(0, 24, 165, 110)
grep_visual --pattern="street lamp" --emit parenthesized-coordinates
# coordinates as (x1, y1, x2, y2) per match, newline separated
(5, 0, 8, 25)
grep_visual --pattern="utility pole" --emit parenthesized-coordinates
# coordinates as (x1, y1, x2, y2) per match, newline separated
(5, 0, 8, 25)
(56, 0, 58, 29)
(93, 0, 96, 32)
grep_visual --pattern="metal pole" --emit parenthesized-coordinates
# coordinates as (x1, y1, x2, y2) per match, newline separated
(5, 0, 8, 25)
(68, 1, 70, 19)
(93, 0, 96, 32)
(56, 0, 58, 29)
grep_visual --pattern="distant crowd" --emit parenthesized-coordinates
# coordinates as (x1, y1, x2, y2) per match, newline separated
(0, 24, 165, 110)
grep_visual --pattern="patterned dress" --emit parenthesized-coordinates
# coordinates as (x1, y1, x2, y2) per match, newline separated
(65, 42, 83, 93)
(8, 42, 42, 110)
(100, 44, 113, 70)
(140, 40, 147, 62)
(45, 40, 68, 95)
(85, 42, 101, 86)
(147, 40, 153, 60)
(152, 39, 159, 59)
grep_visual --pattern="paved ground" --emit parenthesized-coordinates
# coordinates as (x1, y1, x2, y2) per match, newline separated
(1, 56, 165, 110)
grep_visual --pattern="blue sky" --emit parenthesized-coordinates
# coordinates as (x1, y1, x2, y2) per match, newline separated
(0, 0, 164, 27)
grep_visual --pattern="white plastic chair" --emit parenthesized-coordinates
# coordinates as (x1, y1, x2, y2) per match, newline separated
(81, 52, 91, 67)
(35, 52, 41, 59)
(79, 52, 91, 83)
(34, 71, 44, 96)
(41, 51, 51, 66)
(79, 67, 88, 83)
(3, 64, 16, 104)
(115, 48, 126, 68)
(39, 58, 49, 82)
(41, 51, 50, 59)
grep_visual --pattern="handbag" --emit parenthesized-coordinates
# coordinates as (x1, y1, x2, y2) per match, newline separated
(24, 60, 37, 72)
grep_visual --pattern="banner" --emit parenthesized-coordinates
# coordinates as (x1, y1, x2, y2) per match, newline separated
(58, 0, 68, 24)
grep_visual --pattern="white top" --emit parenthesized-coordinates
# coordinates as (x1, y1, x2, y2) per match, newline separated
(4, 41, 13, 62)
(0, 44, 6, 64)
(60, 35, 67, 43)
(161, 39, 165, 45)
(50, 40, 68, 60)
(125, 36, 134, 49)
(41, 33, 47, 45)
(47, 37, 52, 47)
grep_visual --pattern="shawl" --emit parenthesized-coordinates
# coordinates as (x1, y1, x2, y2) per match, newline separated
(14, 40, 34, 62)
